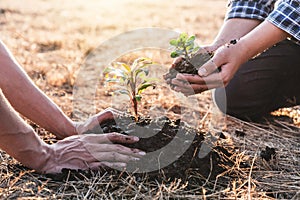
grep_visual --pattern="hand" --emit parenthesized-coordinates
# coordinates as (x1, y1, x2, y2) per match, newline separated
(201, 43, 220, 54)
(40, 133, 145, 174)
(171, 41, 249, 96)
(164, 43, 219, 86)
(74, 108, 123, 135)
(163, 56, 184, 84)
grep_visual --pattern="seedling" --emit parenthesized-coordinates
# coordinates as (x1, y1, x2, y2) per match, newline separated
(169, 32, 200, 62)
(164, 32, 212, 82)
(103, 57, 156, 120)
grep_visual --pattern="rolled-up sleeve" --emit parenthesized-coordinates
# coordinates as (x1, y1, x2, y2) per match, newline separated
(226, 0, 300, 41)
(226, 0, 277, 21)
(267, 0, 300, 41)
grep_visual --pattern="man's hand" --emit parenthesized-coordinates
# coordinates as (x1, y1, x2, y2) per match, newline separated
(74, 108, 124, 135)
(40, 133, 145, 174)
(170, 40, 249, 96)
(170, 19, 289, 96)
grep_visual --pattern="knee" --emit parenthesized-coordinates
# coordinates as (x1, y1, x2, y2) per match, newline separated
(213, 87, 257, 121)
(213, 88, 227, 115)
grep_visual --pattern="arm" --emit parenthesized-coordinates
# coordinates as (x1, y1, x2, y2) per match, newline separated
(0, 40, 76, 138)
(172, 20, 289, 95)
(208, 18, 261, 52)
(0, 40, 118, 138)
(0, 89, 144, 173)
(0, 89, 50, 171)
(204, 0, 276, 51)
(171, 0, 297, 95)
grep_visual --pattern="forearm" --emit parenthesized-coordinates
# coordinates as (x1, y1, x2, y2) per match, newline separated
(0, 40, 76, 138)
(238, 20, 289, 62)
(212, 18, 261, 48)
(0, 89, 51, 172)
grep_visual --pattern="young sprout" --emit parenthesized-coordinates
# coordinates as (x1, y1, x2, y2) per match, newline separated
(169, 32, 200, 62)
(103, 57, 156, 121)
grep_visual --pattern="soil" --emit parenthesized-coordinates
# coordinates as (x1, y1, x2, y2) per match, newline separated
(163, 52, 212, 85)
(260, 146, 276, 161)
(51, 115, 234, 183)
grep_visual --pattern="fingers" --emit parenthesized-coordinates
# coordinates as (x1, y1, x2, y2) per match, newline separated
(85, 143, 145, 158)
(171, 72, 224, 95)
(164, 57, 184, 81)
(45, 132, 147, 174)
(80, 133, 139, 144)
(90, 108, 124, 128)
(106, 132, 139, 144)
(173, 73, 223, 86)
(84, 143, 144, 164)
(198, 59, 219, 77)
(170, 57, 184, 69)
(174, 74, 205, 84)
(84, 161, 129, 171)
(77, 108, 126, 135)
(96, 107, 124, 124)
(91, 151, 141, 163)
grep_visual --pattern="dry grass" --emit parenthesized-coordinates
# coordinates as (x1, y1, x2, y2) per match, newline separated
(0, 0, 299, 199)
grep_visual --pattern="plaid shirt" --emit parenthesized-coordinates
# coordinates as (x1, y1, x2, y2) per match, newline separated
(226, 0, 300, 42)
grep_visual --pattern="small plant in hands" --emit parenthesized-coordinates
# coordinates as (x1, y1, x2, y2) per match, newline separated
(170, 32, 200, 62)
(103, 57, 156, 121)
(164, 32, 212, 83)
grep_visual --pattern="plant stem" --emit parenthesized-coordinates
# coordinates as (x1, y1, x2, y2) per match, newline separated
(131, 94, 138, 121)
(129, 71, 138, 121)
(183, 44, 191, 62)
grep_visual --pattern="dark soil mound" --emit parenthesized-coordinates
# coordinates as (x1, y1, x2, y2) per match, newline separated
(46, 115, 234, 185)
(82, 116, 233, 182)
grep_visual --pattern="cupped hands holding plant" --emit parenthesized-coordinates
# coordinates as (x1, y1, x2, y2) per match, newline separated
(169, 20, 289, 96)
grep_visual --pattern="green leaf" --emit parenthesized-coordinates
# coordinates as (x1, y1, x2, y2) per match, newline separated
(114, 62, 131, 72)
(104, 67, 127, 79)
(135, 62, 153, 72)
(179, 33, 188, 42)
(105, 78, 121, 83)
(186, 44, 193, 51)
(131, 58, 152, 72)
(176, 49, 185, 55)
(186, 41, 194, 48)
(169, 39, 178, 46)
(193, 46, 200, 52)
(170, 51, 179, 58)
(135, 68, 149, 79)
(115, 89, 130, 95)
(137, 83, 153, 94)
(187, 35, 196, 43)
(135, 95, 142, 101)
(103, 66, 115, 75)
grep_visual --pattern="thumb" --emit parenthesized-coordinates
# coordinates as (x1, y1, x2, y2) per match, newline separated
(198, 58, 219, 77)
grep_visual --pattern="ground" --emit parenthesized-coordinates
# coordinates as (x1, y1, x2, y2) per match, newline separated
(0, 0, 300, 199)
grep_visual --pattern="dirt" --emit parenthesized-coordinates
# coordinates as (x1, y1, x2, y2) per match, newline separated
(1, 0, 299, 198)
(163, 52, 212, 85)
(49, 115, 234, 183)
(260, 146, 276, 161)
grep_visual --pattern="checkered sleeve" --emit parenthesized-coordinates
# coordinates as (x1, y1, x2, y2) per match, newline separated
(226, 0, 277, 21)
(267, 0, 300, 41)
